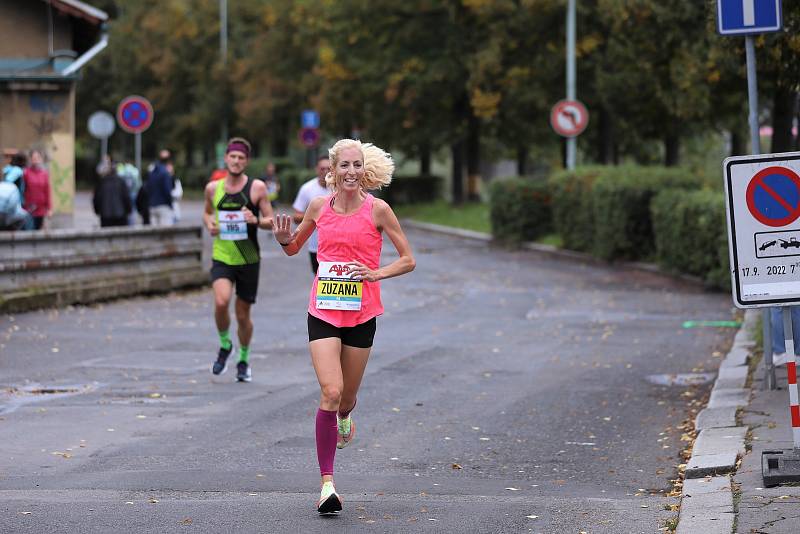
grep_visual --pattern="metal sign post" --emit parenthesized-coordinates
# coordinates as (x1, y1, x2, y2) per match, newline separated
(717, 0, 797, 487)
(87, 110, 115, 161)
(565, 0, 576, 169)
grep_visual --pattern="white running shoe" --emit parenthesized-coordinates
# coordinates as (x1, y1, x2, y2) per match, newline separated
(317, 480, 342, 514)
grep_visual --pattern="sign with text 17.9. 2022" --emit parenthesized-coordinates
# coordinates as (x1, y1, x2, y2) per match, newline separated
(724, 152, 800, 308)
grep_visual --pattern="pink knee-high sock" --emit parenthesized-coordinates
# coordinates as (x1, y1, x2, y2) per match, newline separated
(316, 408, 338, 476)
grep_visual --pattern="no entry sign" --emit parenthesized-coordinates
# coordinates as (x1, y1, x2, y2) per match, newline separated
(550, 99, 589, 138)
(117, 95, 153, 134)
(724, 152, 800, 307)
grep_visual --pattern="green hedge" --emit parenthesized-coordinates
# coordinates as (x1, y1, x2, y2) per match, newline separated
(489, 177, 553, 242)
(651, 189, 730, 289)
(549, 167, 598, 252)
(378, 175, 443, 205)
(550, 166, 701, 260)
(277, 168, 314, 204)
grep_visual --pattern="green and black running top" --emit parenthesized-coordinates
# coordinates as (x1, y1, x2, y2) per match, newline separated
(212, 177, 260, 265)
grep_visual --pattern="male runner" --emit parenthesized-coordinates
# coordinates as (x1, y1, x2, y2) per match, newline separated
(203, 137, 273, 382)
(292, 155, 331, 274)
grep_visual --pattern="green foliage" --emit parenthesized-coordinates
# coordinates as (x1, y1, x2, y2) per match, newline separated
(489, 177, 553, 243)
(393, 201, 490, 234)
(378, 175, 443, 206)
(276, 168, 314, 205)
(550, 165, 703, 260)
(591, 166, 700, 260)
(651, 189, 730, 289)
(549, 167, 599, 253)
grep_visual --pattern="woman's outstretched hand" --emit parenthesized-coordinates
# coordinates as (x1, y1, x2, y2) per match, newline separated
(272, 213, 296, 245)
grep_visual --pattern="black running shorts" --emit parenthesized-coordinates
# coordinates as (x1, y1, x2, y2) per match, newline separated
(307, 313, 377, 348)
(210, 260, 260, 304)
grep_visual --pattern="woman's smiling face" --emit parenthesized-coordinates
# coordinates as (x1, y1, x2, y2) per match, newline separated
(334, 146, 365, 192)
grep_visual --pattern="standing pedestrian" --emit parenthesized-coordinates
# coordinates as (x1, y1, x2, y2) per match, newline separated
(168, 162, 183, 223)
(146, 149, 175, 226)
(291, 155, 331, 274)
(204, 137, 274, 382)
(272, 139, 415, 514)
(92, 159, 132, 228)
(3, 153, 26, 195)
(116, 161, 142, 225)
(260, 162, 281, 209)
(23, 149, 51, 230)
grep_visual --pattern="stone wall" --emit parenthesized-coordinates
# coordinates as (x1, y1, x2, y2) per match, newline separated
(0, 225, 208, 313)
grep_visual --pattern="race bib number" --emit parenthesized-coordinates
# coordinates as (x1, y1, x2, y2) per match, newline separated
(316, 261, 363, 311)
(219, 210, 247, 241)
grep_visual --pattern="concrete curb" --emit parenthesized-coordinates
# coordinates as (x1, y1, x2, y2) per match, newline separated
(676, 309, 758, 532)
(400, 219, 706, 286)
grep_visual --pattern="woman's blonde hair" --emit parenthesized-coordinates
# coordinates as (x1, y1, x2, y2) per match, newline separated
(326, 139, 394, 191)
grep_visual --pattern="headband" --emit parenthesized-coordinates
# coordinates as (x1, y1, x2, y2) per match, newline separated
(226, 142, 250, 157)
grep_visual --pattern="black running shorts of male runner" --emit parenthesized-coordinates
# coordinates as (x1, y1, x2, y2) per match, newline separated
(307, 314, 377, 348)
(210, 260, 260, 304)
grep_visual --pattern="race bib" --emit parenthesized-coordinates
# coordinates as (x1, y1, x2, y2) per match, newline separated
(219, 210, 247, 241)
(316, 261, 363, 311)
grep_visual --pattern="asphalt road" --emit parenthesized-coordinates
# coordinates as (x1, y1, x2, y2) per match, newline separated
(0, 223, 736, 533)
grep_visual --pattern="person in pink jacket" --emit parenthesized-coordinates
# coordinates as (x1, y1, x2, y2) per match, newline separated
(23, 149, 51, 230)
(273, 139, 416, 514)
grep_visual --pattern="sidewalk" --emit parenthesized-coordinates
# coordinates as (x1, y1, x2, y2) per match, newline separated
(677, 310, 800, 533)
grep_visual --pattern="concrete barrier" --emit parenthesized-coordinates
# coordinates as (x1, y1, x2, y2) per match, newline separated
(0, 225, 208, 313)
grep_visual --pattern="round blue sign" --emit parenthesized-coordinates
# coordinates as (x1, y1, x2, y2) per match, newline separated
(117, 96, 154, 134)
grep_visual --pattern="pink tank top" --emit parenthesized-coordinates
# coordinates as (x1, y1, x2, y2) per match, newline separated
(308, 193, 384, 327)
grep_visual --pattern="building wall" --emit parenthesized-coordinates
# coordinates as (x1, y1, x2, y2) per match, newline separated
(0, 0, 73, 59)
(0, 87, 75, 221)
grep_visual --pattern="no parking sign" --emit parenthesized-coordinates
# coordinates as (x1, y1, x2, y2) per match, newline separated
(724, 152, 800, 307)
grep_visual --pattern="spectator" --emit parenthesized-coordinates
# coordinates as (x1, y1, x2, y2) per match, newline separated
(23, 149, 52, 230)
(116, 161, 142, 225)
(3, 153, 27, 195)
(0, 181, 30, 231)
(260, 162, 281, 208)
(168, 162, 183, 223)
(146, 149, 175, 226)
(209, 168, 227, 182)
(92, 159, 132, 228)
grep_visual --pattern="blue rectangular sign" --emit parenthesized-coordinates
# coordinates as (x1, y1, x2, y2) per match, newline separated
(718, 0, 782, 35)
(301, 109, 320, 129)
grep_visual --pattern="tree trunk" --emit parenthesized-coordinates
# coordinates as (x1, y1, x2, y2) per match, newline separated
(272, 114, 290, 157)
(664, 133, 680, 166)
(516, 145, 528, 176)
(466, 113, 481, 201)
(420, 143, 431, 175)
(771, 85, 797, 153)
(597, 108, 614, 164)
(730, 130, 744, 156)
(451, 140, 464, 204)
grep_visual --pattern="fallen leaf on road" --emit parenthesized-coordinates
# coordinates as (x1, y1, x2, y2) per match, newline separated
(149, 499, 159, 504)
(451, 463, 462, 470)
(526, 515, 538, 519)
(505, 487, 521, 491)
(20, 512, 31, 515)
(180, 518, 192, 525)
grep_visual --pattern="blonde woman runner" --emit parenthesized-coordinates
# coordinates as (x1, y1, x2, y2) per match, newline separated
(272, 139, 415, 514)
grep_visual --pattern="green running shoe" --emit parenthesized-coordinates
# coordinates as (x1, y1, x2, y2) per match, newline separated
(337, 415, 355, 449)
(317, 481, 342, 514)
